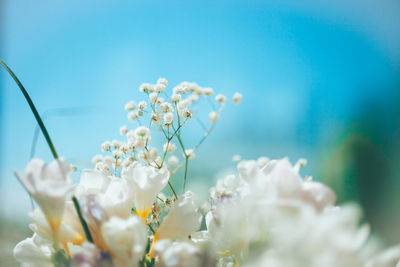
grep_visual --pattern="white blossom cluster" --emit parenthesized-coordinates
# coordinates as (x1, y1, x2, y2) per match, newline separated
(12, 82, 400, 267)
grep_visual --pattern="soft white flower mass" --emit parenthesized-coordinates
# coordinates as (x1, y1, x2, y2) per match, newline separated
(13, 79, 400, 267)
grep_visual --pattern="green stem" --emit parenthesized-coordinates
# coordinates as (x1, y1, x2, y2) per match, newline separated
(168, 181, 178, 200)
(72, 196, 93, 243)
(182, 156, 189, 194)
(0, 59, 58, 159)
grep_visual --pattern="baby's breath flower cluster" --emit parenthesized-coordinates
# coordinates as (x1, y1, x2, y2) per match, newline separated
(12, 80, 400, 267)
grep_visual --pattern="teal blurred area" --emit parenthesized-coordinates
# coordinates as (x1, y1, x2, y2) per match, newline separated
(1, 0, 400, 265)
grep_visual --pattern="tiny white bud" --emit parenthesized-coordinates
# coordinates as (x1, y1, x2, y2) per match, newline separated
(163, 112, 174, 124)
(163, 123, 172, 130)
(257, 157, 269, 167)
(127, 111, 137, 121)
(152, 112, 162, 125)
(156, 97, 164, 105)
(95, 162, 104, 171)
(182, 109, 192, 120)
(233, 92, 242, 104)
(185, 149, 195, 160)
(112, 140, 121, 149)
(135, 126, 150, 139)
(139, 83, 154, 93)
(203, 87, 213, 97)
(215, 94, 226, 104)
(157, 77, 168, 86)
(120, 144, 129, 154)
(112, 150, 123, 158)
(170, 94, 182, 103)
(154, 83, 166, 93)
(160, 102, 173, 113)
(101, 141, 111, 152)
(209, 111, 219, 123)
(232, 155, 241, 163)
(149, 92, 158, 103)
(120, 125, 128, 136)
(138, 101, 147, 110)
(163, 142, 177, 153)
(168, 155, 179, 166)
(124, 100, 136, 111)
(103, 156, 113, 165)
(91, 154, 103, 164)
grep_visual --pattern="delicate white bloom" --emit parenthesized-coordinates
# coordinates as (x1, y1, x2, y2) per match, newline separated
(149, 92, 158, 103)
(189, 93, 200, 102)
(119, 125, 128, 136)
(209, 111, 219, 123)
(168, 155, 179, 167)
(152, 112, 162, 125)
(215, 94, 226, 104)
(232, 155, 241, 163)
(139, 83, 154, 93)
(103, 156, 113, 165)
(101, 141, 111, 152)
(91, 154, 102, 164)
(155, 83, 166, 93)
(170, 94, 182, 103)
(124, 100, 136, 111)
(294, 158, 307, 172)
(120, 143, 129, 154)
(127, 111, 138, 121)
(157, 77, 168, 87)
(134, 126, 150, 140)
(15, 158, 74, 234)
(154, 240, 202, 267)
(185, 149, 195, 160)
(182, 108, 192, 120)
(232, 92, 242, 104)
(365, 245, 400, 267)
(156, 97, 165, 105)
(112, 150, 123, 159)
(203, 87, 213, 97)
(164, 112, 174, 124)
(112, 140, 121, 149)
(123, 163, 169, 221)
(160, 102, 173, 113)
(177, 99, 191, 109)
(156, 191, 202, 241)
(101, 216, 147, 266)
(164, 142, 177, 153)
(138, 101, 147, 110)
(13, 234, 52, 267)
(257, 156, 269, 167)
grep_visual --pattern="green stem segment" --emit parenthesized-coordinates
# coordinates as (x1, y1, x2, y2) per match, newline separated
(72, 196, 93, 243)
(0, 59, 58, 159)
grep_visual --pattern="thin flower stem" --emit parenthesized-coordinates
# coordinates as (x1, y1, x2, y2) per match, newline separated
(0, 59, 59, 159)
(168, 181, 178, 199)
(182, 156, 189, 194)
(72, 196, 93, 243)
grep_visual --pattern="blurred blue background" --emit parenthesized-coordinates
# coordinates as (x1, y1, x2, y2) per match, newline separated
(1, 0, 400, 264)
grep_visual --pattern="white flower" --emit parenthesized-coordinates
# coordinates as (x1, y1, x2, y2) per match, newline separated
(164, 112, 174, 124)
(160, 102, 173, 113)
(203, 87, 213, 97)
(155, 83, 166, 93)
(123, 163, 169, 221)
(156, 191, 202, 241)
(102, 216, 147, 266)
(232, 155, 241, 163)
(257, 156, 269, 167)
(164, 142, 177, 153)
(149, 92, 158, 103)
(209, 111, 219, 123)
(15, 158, 74, 234)
(139, 83, 154, 93)
(215, 94, 226, 104)
(14, 234, 52, 267)
(232, 92, 242, 104)
(101, 141, 111, 152)
(185, 149, 195, 160)
(182, 108, 192, 120)
(157, 77, 168, 87)
(138, 101, 147, 110)
(91, 154, 102, 164)
(127, 111, 138, 121)
(154, 240, 202, 267)
(170, 94, 182, 103)
(168, 156, 179, 167)
(124, 100, 136, 111)
(120, 125, 128, 136)
(134, 126, 150, 140)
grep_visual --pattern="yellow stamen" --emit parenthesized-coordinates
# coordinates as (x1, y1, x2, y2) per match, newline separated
(136, 208, 151, 222)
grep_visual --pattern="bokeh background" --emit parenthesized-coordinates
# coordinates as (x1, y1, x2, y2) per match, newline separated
(1, 0, 400, 265)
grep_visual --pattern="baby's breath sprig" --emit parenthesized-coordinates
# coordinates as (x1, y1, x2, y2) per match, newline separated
(95, 78, 241, 197)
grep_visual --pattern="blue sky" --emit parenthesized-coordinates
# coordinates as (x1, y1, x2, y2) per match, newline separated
(1, 0, 399, 220)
